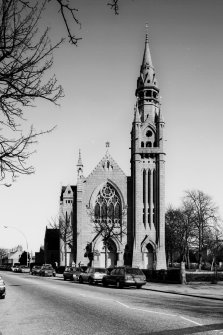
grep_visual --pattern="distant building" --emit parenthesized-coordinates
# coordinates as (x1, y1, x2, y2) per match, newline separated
(59, 33, 166, 270)
(1, 245, 23, 265)
(44, 227, 60, 266)
(34, 246, 45, 265)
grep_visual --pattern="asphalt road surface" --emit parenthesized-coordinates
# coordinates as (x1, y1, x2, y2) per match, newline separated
(1, 271, 223, 335)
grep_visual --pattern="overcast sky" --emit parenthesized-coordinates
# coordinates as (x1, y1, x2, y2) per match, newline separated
(1, 0, 223, 253)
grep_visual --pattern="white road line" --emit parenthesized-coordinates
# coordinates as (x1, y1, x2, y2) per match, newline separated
(114, 300, 178, 317)
(180, 316, 202, 326)
(78, 293, 205, 327)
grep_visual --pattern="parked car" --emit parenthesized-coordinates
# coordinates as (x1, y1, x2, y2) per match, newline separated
(0, 278, 6, 299)
(63, 267, 77, 281)
(72, 266, 88, 282)
(11, 263, 20, 272)
(31, 265, 42, 275)
(79, 267, 107, 285)
(20, 265, 30, 273)
(39, 264, 56, 277)
(102, 266, 146, 289)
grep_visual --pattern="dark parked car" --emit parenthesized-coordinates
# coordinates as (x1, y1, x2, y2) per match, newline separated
(79, 267, 107, 285)
(39, 264, 56, 277)
(31, 265, 42, 275)
(102, 266, 146, 289)
(0, 278, 6, 299)
(63, 267, 76, 281)
(63, 266, 88, 281)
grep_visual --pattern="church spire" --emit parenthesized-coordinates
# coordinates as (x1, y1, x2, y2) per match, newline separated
(141, 28, 154, 78)
(77, 149, 83, 178)
(135, 27, 160, 123)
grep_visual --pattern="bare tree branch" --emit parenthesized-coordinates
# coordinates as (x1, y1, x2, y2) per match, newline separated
(0, 126, 55, 181)
(107, 0, 119, 15)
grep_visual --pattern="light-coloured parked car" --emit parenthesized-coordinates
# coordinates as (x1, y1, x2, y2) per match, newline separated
(0, 278, 6, 299)
(79, 267, 107, 285)
(19, 265, 30, 273)
(73, 266, 88, 282)
(11, 263, 20, 272)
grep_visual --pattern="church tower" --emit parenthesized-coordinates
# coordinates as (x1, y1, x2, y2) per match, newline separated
(131, 32, 166, 270)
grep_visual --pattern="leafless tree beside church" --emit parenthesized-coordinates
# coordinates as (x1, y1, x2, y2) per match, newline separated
(50, 210, 73, 267)
(0, 0, 120, 184)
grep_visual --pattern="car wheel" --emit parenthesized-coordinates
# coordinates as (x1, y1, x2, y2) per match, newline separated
(116, 281, 122, 289)
(102, 279, 107, 287)
(88, 277, 93, 285)
(136, 285, 142, 289)
(63, 277, 66, 281)
(79, 276, 83, 284)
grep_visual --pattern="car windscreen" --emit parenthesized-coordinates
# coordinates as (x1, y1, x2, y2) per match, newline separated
(94, 268, 106, 273)
(126, 268, 144, 275)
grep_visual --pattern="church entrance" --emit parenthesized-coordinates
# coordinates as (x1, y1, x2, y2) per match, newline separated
(143, 243, 154, 269)
(94, 238, 117, 268)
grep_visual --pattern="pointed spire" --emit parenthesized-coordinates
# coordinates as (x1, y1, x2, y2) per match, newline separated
(105, 141, 110, 158)
(139, 25, 158, 89)
(77, 149, 83, 178)
(142, 24, 154, 71)
(77, 149, 83, 166)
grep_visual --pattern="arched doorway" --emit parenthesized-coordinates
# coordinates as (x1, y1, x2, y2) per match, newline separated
(94, 238, 117, 268)
(143, 243, 154, 269)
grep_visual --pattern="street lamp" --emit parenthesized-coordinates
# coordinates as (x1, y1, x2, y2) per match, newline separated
(2, 225, 29, 266)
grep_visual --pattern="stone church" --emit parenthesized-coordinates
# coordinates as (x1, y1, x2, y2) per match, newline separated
(59, 33, 167, 270)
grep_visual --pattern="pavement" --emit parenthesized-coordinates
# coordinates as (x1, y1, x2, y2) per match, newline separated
(55, 273, 223, 301)
(143, 281, 223, 301)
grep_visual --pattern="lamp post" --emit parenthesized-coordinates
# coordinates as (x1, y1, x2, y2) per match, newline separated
(2, 225, 29, 267)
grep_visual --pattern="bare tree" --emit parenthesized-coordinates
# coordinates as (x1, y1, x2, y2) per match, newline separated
(50, 210, 73, 267)
(0, 247, 8, 259)
(0, 0, 63, 183)
(184, 190, 219, 269)
(0, 0, 120, 184)
(165, 204, 195, 267)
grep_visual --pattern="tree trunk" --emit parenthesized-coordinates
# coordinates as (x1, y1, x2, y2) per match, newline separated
(180, 261, 187, 285)
(64, 243, 67, 267)
(105, 243, 107, 268)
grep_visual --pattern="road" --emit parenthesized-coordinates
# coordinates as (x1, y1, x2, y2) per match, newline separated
(0, 271, 223, 335)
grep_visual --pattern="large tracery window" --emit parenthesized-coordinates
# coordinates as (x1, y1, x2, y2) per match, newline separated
(94, 183, 122, 226)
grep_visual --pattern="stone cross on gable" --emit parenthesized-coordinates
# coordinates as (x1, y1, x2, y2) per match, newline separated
(106, 141, 110, 149)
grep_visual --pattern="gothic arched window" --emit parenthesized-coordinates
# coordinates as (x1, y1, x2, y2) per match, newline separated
(94, 183, 122, 226)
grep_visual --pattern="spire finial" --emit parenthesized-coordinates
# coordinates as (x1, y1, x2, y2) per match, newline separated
(145, 23, 149, 43)
(77, 149, 84, 178)
(105, 141, 110, 156)
(77, 149, 83, 166)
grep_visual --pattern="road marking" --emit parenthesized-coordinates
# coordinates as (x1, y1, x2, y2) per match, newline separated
(114, 300, 178, 317)
(180, 316, 202, 326)
(77, 292, 206, 328)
